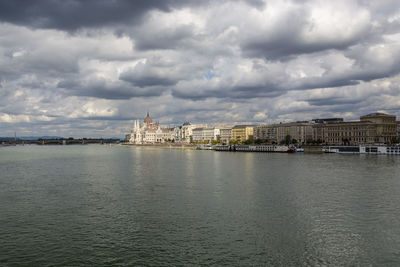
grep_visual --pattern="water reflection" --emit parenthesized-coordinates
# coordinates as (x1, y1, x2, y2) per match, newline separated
(183, 149, 196, 190)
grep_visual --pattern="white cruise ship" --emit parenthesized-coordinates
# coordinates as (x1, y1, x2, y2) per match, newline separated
(359, 144, 400, 155)
(323, 144, 400, 155)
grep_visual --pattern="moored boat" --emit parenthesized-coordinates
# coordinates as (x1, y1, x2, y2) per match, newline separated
(322, 146, 359, 153)
(322, 144, 400, 155)
(196, 144, 213, 150)
(214, 144, 295, 153)
(360, 144, 400, 155)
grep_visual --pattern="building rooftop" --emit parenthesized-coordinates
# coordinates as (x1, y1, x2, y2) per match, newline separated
(361, 112, 392, 117)
(144, 112, 153, 124)
(313, 118, 344, 124)
(312, 120, 381, 126)
(233, 125, 256, 128)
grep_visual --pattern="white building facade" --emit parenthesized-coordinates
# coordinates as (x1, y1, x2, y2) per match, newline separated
(191, 127, 220, 143)
(129, 113, 175, 144)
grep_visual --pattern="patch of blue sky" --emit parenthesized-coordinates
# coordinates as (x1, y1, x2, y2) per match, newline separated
(204, 70, 215, 80)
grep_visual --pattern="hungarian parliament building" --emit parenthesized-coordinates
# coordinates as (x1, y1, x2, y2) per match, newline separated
(128, 112, 175, 144)
(127, 112, 209, 144)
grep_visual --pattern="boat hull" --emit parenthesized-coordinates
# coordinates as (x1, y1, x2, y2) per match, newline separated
(214, 144, 295, 153)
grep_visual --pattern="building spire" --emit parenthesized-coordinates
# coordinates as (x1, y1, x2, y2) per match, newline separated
(144, 110, 152, 124)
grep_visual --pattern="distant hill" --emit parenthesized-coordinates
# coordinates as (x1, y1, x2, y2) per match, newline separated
(19, 136, 65, 140)
(0, 137, 17, 142)
(1, 136, 122, 141)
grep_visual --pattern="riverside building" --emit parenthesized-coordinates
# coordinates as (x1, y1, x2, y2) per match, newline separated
(312, 112, 397, 145)
(192, 127, 220, 143)
(232, 125, 255, 142)
(254, 122, 313, 144)
(180, 122, 208, 143)
(397, 121, 400, 141)
(219, 128, 232, 144)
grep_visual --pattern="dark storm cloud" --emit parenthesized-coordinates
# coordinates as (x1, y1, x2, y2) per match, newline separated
(119, 62, 178, 87)
(242, 38, 358, 61)
(57, 78, 165, 99)
(307, 97, 363, 106)
(132, 24, 195, 51)
(0, 0, 195, 31)
(171, 81, 284, 100)
(0, 0, 260, 31)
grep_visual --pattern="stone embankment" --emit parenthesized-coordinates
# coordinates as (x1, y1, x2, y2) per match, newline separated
(302, 145, 324, 153)
(121, 143, 197, 149)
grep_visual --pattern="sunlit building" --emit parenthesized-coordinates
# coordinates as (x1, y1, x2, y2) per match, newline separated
(180, 122, 208, 143)
(312, 112, 397, 145)
(191, 127, 220, 143)
(232, 125, 255, 142)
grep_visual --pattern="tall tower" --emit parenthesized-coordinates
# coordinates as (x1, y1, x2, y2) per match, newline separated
(144, 112, 152, 126)
(136, 120, 141, 130)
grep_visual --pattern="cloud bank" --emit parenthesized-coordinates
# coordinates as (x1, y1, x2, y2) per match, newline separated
(0, 0, 399, 137)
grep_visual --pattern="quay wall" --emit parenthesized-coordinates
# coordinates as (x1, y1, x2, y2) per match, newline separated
(302, 145, 324, 153)
(121, 143, 197, 149)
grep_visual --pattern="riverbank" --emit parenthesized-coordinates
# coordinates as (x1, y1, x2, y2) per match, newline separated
(301, 145, 324, 153)
(121, 143, 197, 149)
(121, 143, 325, 152)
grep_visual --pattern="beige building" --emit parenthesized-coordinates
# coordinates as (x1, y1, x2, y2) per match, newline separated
(313, 112, 397, 145)
(254, 124, 276, 142)
(397, 121, 400, 141)
(181, 123, 208, 143)
(192, 128, 203, 142)
(219, 128, 232, 143)
(232, 125, 255, 142)
(191, 127, 220, 143)
(254, 122, 313, 144)
(360, 113, 397, 143)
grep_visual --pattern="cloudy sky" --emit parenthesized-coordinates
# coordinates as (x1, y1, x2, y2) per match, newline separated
(0, 0, 399, 137)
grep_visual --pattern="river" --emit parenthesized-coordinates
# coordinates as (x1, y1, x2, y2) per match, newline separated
(1, 145, 400, 266)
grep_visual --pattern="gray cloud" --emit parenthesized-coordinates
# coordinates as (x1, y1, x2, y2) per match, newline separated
(132, 24, 196, 51)
(0, 0, 400, 137)
(0, 0, 195, 31)
(57, 78, 166, 99)
(119, 62, 178, 87)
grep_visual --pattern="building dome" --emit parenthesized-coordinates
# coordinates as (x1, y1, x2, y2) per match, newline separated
(144, 112, 152, 124)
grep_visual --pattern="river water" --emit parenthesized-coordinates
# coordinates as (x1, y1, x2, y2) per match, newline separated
(1, 145, 400, 266)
